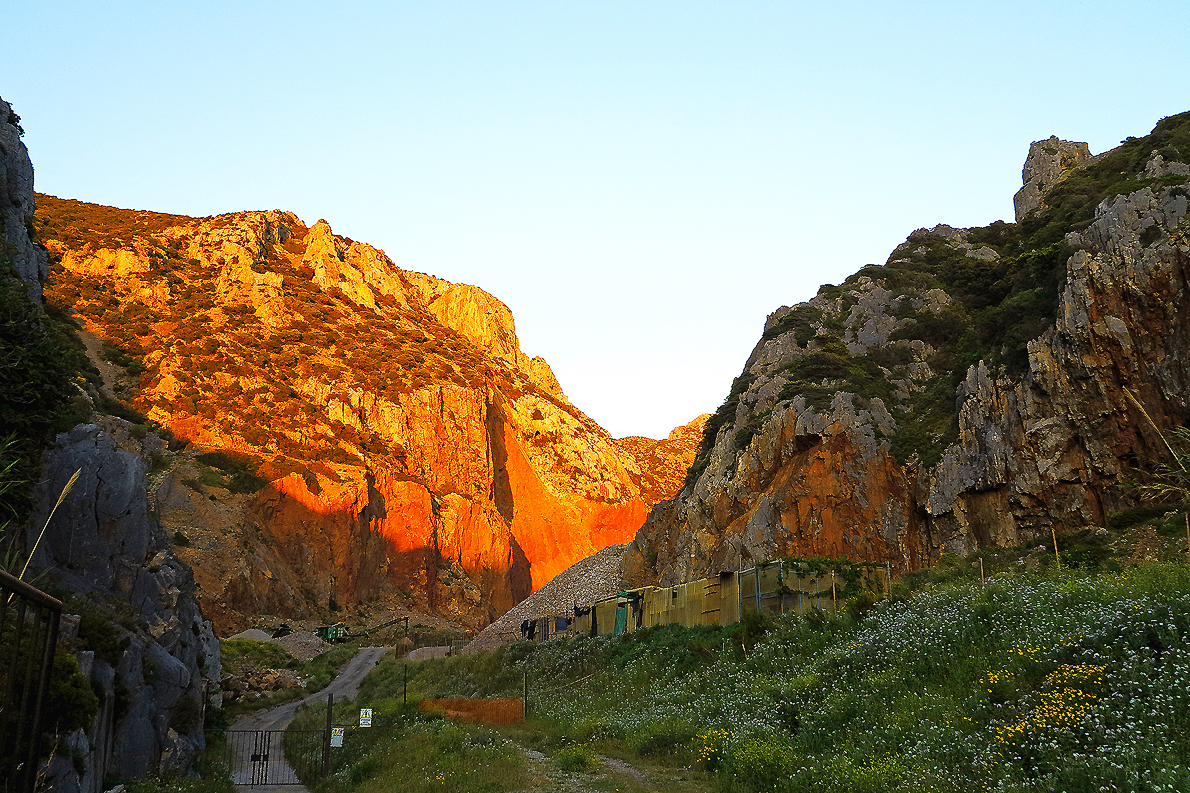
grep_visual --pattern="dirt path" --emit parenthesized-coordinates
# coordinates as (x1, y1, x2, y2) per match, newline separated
(230, 646, 389, 792)
(512, 745, 709, 793)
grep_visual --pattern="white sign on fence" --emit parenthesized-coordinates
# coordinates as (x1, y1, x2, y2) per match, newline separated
(330, 727, 345, 747)
(359, 708, 372, 727)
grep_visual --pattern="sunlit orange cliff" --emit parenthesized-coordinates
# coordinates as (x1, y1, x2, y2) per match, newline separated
(37, 196, 702, 630)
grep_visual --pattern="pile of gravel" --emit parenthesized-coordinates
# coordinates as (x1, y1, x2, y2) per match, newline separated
(463, 544, 629, 654)
(226, 628, 330, 661)
(276, 631, 330, 661)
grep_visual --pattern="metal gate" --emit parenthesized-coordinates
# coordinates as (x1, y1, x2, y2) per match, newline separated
(223, 729, 327, 786)
(0, 568, 61, 793)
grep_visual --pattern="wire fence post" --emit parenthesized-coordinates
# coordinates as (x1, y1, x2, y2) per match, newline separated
(523, 672, 528, 719)
(322, 692, 333, 775)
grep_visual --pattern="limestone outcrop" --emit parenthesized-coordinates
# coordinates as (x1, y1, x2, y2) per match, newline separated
(617, 415, 709, 507)
(0, 96, 48, 299)
(624, 112, 1190, 588)
(37, 197, 696, 629)
(27, 423, 222, 790)
(1013, 136, 1092, 222)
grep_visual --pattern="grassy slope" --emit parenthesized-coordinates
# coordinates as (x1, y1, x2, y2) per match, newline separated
(313, 522, 1190, 793)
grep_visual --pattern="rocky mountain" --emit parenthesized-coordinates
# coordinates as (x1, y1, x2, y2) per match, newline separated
(35, 197, 697, 629)
(3, 94, 220, 792)
(623, 112, 1190, 587)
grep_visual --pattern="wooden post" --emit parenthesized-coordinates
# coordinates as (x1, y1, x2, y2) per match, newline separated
(523, 672, 528, 719)
(1052, 526, 1061, 571)
(979, 557, 985, 585)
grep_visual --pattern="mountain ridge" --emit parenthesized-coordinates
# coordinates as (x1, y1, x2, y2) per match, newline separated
(623, 111, 1190, 588)
(35, 195, 703, 630)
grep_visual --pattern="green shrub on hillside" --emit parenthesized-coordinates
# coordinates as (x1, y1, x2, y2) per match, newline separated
(0, 263, 97, 520)
(219, 638, 295, 673)
(552, 742, 597, 772)
(45, 651, 99, 734)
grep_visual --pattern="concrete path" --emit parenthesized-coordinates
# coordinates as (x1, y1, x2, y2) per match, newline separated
(230, 646, 390, 792)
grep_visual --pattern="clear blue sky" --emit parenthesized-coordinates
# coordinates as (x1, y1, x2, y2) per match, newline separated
(6, 2, 1187, 438)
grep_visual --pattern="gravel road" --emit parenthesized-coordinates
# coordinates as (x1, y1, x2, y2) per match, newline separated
(230, 646, 390, 792)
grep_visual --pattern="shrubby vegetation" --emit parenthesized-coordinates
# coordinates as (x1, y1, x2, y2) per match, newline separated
(0, 259, 98, 521)
(319, 518, 1190, 792)
(34, 195, 541, 477)
(194, 452, 267, 494)
(34, 194, 196, 251)
(690, 111, 1190, 474)
(216, 638, 359, 718)
(287, 700, 528, 793)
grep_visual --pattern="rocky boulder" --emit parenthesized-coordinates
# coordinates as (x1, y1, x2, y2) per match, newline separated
(1013, 135, 1092, 221)
(27, 423, 221, 788)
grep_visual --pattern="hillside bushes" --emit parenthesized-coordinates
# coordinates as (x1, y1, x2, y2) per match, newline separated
(0, 262, 97, 520)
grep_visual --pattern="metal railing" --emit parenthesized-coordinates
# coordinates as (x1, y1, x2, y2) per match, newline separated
(0, 568, 62, 793)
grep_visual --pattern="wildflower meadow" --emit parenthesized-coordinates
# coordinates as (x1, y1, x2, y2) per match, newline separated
(345, 562, 1190, 792)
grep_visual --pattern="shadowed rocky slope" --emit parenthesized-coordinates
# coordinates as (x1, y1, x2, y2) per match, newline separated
(27, 423, 222, 789)
(3, 94, 220, 792)
(0, 97, 48, 300)
(623, 112, 1190, 587)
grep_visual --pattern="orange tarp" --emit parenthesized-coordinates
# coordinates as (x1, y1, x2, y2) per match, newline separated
(420, 698, 524, 724)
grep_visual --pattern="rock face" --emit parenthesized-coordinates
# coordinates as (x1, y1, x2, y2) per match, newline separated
(4, 95, 221, 789)
(617, 415, 710, 507)
(0, 96, 48, 299)
(37, 197, 697, 629)
(27, 423, 222, 789)
(624, 113, 1190, 588)
(1013, 136, 1092, 222)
